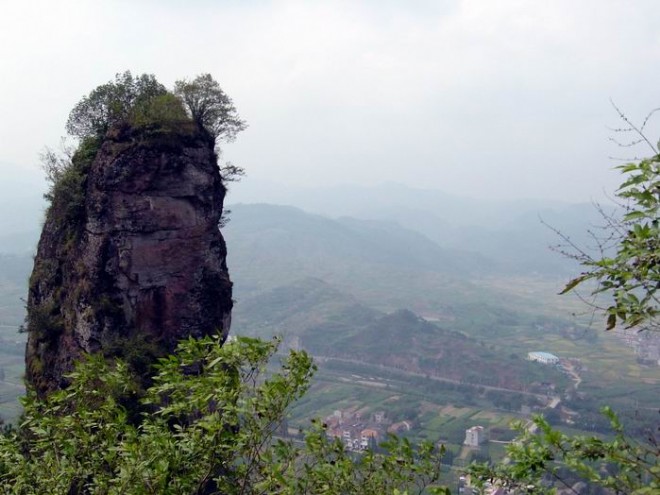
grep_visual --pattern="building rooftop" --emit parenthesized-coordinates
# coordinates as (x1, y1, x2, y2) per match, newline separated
(528, 351, 559, 360)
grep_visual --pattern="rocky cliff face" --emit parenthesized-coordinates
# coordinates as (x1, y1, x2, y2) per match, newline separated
(26, 123, 233, 396)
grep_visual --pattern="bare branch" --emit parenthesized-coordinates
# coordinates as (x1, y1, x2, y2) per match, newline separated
(609, 99, 658, 154)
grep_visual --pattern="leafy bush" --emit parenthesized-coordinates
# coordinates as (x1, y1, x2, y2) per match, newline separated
(469, 122, 660, 493)
(560, 151, 659, 331)
(467, 411, 659, 494)
(174, 74, 246, 143)
(130, 93, 190, 129)
(66, 72, 168, 139)
(0, 336, 449, 494)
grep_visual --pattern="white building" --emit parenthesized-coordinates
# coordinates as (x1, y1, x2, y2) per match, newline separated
(464, 426, 485, 447)
(527, 351, 559, 365)
(342, 430, 352, 446)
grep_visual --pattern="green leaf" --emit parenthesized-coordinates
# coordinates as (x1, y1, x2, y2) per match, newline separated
(606, 313, 617, 330)
(623, 210, 648, 221)
(559, 275, 588, 294)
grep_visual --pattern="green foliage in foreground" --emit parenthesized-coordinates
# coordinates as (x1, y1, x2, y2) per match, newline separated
(469, 144, 660, 493)
(466, 409, 659, 494)
(561, 156, 659, 331)
(0, 336, 447, 494)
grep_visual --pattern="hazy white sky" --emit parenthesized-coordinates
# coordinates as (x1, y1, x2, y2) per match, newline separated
(2, 0, 660, 202)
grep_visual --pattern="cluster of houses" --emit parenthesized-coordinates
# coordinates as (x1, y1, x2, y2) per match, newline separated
(458, 477, 510, 495)
(460, 475, 590, 495)
(323, 405, 491, 455)
(323, 408, 413, 452)
(460, 473, 520, 495)
(613, 328, 660, 366)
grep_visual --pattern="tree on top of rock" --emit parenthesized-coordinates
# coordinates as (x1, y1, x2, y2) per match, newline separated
(52, 72, 246, 189)
(174, 73, 247, 145)
(65, 72, 248, 144)
(65, 71, 170, 139)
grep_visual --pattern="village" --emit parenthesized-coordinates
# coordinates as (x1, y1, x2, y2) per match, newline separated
(320, 406, 492, 454)
(321, 407, 414, 452)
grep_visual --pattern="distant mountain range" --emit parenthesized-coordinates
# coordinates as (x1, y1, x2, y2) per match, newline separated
(228, 180, 574, 228)
(223, 203, 498, 313)
(226, 180, 608, 276)
(1, 174, 606, 278)
(0, 196, 593, 329)
(0, 178, 605, 337)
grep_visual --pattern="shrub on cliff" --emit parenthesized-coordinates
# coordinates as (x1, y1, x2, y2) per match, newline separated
(174, 73, 247, 143)
(466, 411, 659, 494)
(0, 336, 448, 494)
(66, 72, 170, 139)
(130, 93, 190, 128)
(45, 72, 245, 202)
(65, 71, 246, 148)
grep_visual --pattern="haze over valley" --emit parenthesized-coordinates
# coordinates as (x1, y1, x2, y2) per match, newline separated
(1, 2, 659, 491)
(1, 183, 657, 470)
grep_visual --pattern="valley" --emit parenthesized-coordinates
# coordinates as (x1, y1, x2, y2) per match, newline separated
(0, 199, 657, 472)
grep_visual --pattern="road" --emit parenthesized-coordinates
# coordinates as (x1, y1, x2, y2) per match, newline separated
(521, 361, 582, 435)
(312, 354, 551, 400)
(562, 361, 582, 389)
